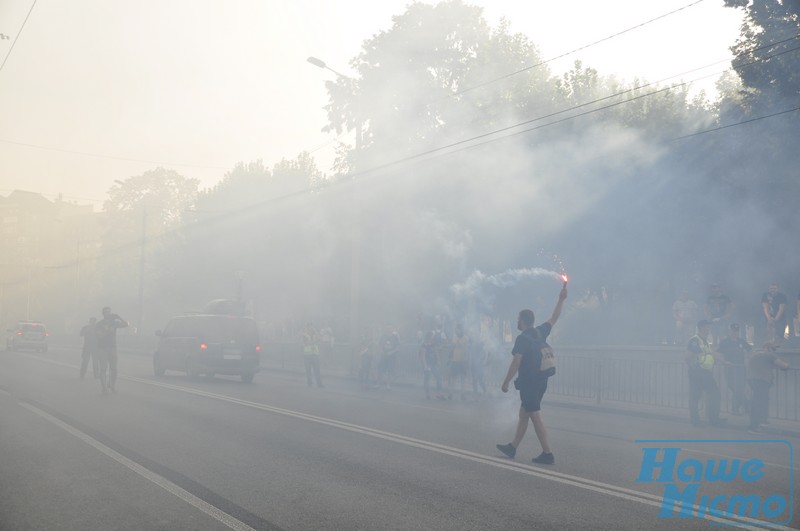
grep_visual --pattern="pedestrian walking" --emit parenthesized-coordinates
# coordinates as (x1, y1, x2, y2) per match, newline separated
(302, 323, 323, 388)
(377, 326, 400, 391)
(448, 324, 469, 400)
(496, 282, 567, 465)
(470, 331, 488, 398)
(420, 330, 445, 400)
(95, 307, 128, 395)
(79, 317, 98, 379)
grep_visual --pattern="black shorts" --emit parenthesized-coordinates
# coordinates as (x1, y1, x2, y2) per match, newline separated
(519, 380, 548, 412)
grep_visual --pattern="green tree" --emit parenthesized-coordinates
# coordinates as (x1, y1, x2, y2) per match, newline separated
(322, 0, 560, 172)
(713, 1, 799, 211)
(724, 0, 799, 114)
(161, 154, 341, 325)
(98, 168, 198, 327)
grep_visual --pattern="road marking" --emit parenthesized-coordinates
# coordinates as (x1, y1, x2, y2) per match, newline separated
(19, 400, 256, 531)
(11, 351, 796, 529)
(122, 374, 791, 530)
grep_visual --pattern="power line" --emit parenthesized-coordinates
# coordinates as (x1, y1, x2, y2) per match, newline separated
(0, 138, 232, 171)
(450, 0, 707, 97)
(0, 0, 37, 75)
(0, 0, 711, 175)
(670, 106, 800, 142)
(344, 37, 800, 180)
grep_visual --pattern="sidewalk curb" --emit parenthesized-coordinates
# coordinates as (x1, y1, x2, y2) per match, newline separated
(265, 363, 800, 440)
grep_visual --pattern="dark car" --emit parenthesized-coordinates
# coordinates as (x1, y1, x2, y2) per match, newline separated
(153, 314, 261, 382)
(6, 321, 49, 352)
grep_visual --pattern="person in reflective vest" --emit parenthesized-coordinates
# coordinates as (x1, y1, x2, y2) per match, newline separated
(685, 319, 724, 426)
(302, 323, 323, 388)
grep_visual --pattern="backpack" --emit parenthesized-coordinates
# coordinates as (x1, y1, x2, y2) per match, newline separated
(521, 331, 556, 379)
(539, 342, 556, 375)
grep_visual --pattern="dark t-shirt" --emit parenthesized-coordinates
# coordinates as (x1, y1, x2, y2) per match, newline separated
(748, 352, 779, 383)
(421, 332, 442, 366)
(512, 322, 552, 386)
(95, 316, 124, 350)
(717, 337, 751, 365)
(706, 294, 732, 319)
(761, 291, 787, 318)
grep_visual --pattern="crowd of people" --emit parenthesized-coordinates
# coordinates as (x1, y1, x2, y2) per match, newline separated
(353, 323, 490, 399)
(672, 282, 799, 347)
(75, 285, 794, 466)
(684, 318, 791, 434)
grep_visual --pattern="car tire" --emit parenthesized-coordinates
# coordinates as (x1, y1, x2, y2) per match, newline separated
(241, 372, 254, 383)
(153, 355, 166, 376)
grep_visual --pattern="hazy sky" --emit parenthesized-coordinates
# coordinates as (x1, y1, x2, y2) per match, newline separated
(0, 0, 743, 208)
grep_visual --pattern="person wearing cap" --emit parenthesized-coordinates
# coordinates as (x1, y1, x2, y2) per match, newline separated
(685, 319, 724, 426)
(716, 323, 751, 415)
(705, 283, 734, 346)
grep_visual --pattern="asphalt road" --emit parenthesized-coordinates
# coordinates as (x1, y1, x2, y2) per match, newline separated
(0, 345, 796, 530)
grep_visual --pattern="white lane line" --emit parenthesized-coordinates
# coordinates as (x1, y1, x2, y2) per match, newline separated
(123, 375, 790, 530)
(11, 352, 795, 529)
(19, 401, 256, 531)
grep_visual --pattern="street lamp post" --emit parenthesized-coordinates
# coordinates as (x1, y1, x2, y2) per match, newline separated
(308, 56, 363, 345)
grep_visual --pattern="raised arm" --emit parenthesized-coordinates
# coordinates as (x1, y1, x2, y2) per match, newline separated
(546, 285, 568, 327)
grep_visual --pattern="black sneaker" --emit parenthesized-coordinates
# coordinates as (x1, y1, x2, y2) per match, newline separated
(496, 443, 516, 459)
(532, 452, 555, 465)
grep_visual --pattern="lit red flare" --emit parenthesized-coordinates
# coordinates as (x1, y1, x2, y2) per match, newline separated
(561, 274, 568, 283)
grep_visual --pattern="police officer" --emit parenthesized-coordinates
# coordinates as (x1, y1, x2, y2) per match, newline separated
(685, 320, 724, 426)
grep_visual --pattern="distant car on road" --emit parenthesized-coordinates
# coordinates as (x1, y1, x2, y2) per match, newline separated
(6, 321, 49, 352)
(153, 314, 261, 383)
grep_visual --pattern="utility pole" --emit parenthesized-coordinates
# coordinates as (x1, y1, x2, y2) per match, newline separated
(137, 205, 146, 334)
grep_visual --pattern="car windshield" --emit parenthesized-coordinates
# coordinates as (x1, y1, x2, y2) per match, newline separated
(168, 316, 258, 344)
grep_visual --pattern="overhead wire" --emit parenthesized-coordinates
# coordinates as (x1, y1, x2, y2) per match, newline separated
(0, 138, 232, 171)
(450, 0, 708, 97)
(26, 29, 800, 275)
(0, 0, 709, 176)
(0, 0, 37, 75)
(342, 35, 800, 181)
(4, 4, 795, 304)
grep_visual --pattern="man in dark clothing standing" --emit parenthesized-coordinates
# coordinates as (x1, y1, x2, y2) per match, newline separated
(747, 343, 790, 433)
(95, 307, 128, 395)
(716, 323, 751, 415)
(496, 283, 567, 465)
(761, 283, 787, 346)
(705, 283, 734, 345)
(420, 330, 446, 400)
(79, 317, 98, 379)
